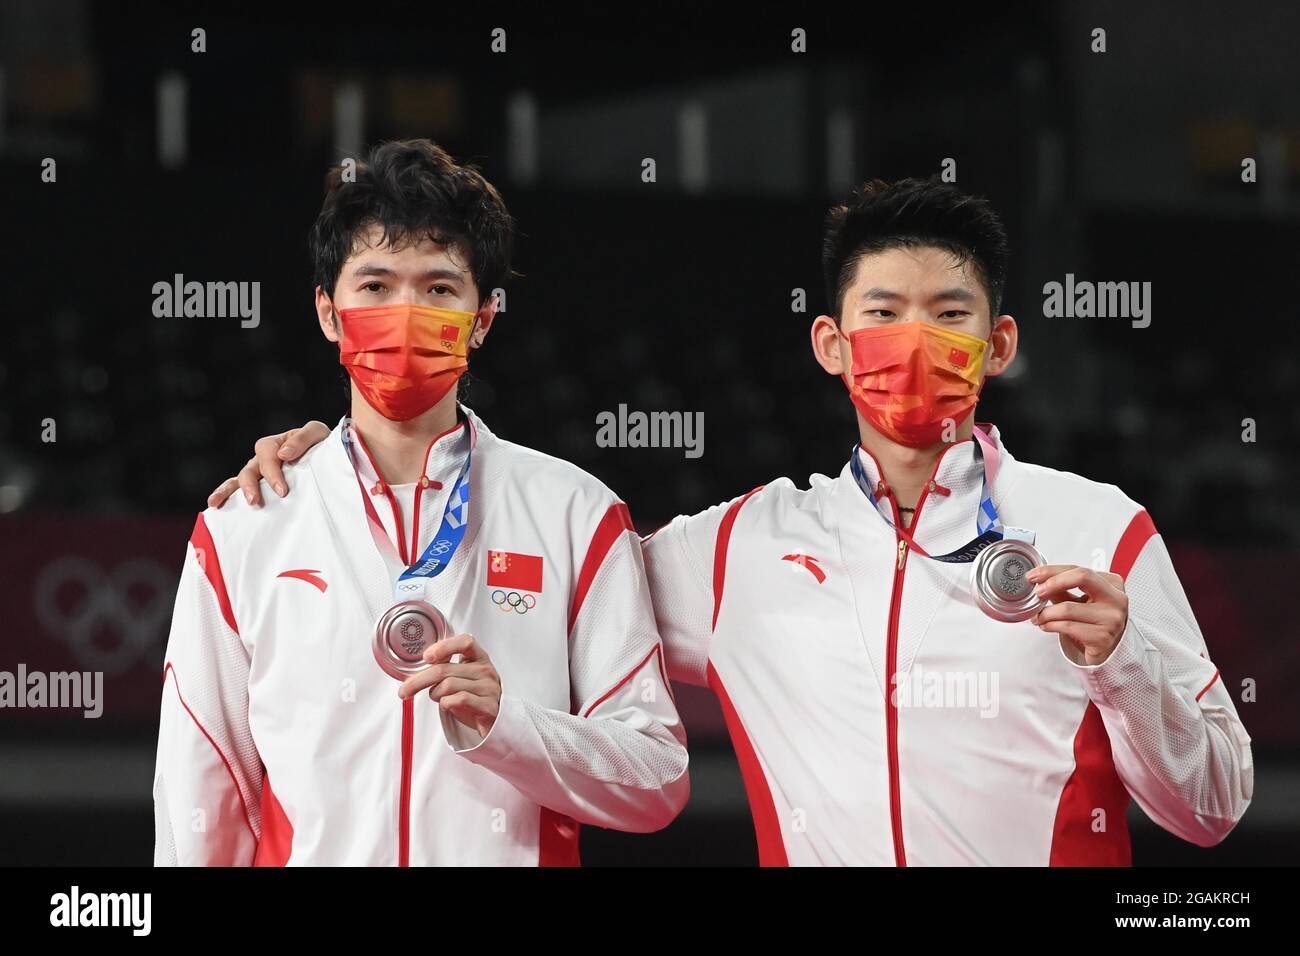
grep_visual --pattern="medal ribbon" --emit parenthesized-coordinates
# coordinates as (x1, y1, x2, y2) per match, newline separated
(341, 417, 473, 600)
(849, 425, 1027, 564)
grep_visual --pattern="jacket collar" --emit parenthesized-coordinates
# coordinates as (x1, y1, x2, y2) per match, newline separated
(835, 422, 1014, 553)
(341, 403, 483, 494)
(307, 405, 490, 618)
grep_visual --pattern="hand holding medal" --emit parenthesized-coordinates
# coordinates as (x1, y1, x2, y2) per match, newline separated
(397, 632, 502, 738)
(1024, 564, 1130, 665)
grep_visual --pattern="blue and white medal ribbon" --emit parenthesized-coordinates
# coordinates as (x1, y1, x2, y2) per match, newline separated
(341, 419, 473, 676)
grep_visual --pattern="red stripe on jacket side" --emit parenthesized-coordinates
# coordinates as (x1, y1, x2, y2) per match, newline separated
(161, 662, 258, 850)
(253, 775, 294, 866)
(708, 662, 788, 866)
(1049, 509, 1156, 865)
(191, 513, 238, 635)
(1048, 702, 1133, 866)
(706, 487, 785, 864)
(568, 502, 634, 634)
(711, 487, 764, 631)
(539, 808, 581, 866)
(539, 501, 634, 867)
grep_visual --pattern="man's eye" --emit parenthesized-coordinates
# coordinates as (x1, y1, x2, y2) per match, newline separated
(868, 309, 895, 319)
(430, 284, 454, 296)
(940, 310, 970, 320)
(364, 282, 385, 294)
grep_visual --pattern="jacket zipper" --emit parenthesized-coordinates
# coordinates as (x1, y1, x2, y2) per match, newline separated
(883, 474, 940, 868)
(397, 430, 445, 867)
(368, 482, 414, 869)
(399, 697, 414, 866)
(353, 420, 460, 868)
(398, 479, 423, 869)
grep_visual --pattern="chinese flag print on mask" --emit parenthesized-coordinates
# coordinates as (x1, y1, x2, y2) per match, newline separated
(338, 303, 478, 421)
(841, 321, 990, 448)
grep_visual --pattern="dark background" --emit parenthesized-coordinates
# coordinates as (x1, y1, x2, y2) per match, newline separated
(0, 0, 1296, 865)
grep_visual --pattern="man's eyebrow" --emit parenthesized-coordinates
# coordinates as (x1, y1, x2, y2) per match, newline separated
(859, 287, 902, 302)
(351, 264, 396, 278)
(350, 264, 468, 281)
(931, 287, 978, 303)
(417, 268, 469, 281)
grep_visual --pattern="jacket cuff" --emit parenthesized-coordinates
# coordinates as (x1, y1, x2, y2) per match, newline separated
(441, 690, 523, 764)
(1061, 616, 1155, 705)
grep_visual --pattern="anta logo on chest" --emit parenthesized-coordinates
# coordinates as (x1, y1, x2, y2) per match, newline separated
(277, 569, 328, 593)
(487, 550, 543, 615)
(781, 553, 827, 584)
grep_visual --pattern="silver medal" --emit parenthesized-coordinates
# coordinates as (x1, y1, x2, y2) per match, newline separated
(970, 538, 1047, 623)
(372, 600, 449, 680)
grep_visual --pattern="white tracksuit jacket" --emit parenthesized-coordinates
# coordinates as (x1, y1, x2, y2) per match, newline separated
(153, 406, 689, 866)
(642, 423, 1253, 866)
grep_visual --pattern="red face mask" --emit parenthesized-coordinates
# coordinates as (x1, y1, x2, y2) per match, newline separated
(841, 321, 992, 447)
(336, 302, 483, 422)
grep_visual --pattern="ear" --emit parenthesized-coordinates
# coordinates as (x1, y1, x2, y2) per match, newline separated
(315, 286, 341, 344)
(811, 313, 847, 376)
(982, 314, 1018, 378)
(469, 292, 500, 350)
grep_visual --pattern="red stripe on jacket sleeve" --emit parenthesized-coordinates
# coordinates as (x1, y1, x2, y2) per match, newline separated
(1195, 670, 1222, 701)
(1111, 509, 1157, 580)
(190, 513, 239, 635)
(162, 662, 259, 848)
(711, 487, 764, 632)
(581, 644, 661, 718)
(568, 502, 635, 635)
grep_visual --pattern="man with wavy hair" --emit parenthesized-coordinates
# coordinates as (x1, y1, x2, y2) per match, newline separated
(154, 140, 689, 866)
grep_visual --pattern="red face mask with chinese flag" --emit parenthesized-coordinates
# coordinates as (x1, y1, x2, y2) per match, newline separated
(840, 321, 991, 447)
(337, 303, 479, 422)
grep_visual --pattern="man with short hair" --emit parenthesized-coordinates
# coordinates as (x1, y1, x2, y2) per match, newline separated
(213, 177, 1252, 865)
(154, 139, 689, 866)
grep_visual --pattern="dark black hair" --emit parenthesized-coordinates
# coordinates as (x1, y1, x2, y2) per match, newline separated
(822, 178, 1009, 320)
(310, 138, 514, 303)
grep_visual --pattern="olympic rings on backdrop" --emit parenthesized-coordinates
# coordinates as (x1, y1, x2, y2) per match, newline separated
(490, 589, 537, 614)
(34, 556, 176, 675)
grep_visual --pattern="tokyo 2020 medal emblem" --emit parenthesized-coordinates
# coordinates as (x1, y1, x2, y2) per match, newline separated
(373, 600, 449, 679)
(970, 538, 1047, 623)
